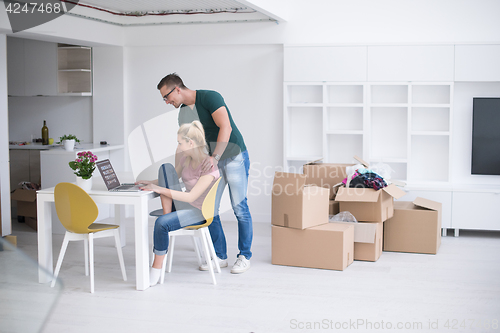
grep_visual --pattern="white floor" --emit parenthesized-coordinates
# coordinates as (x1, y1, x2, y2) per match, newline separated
(3, 219, 500, 333)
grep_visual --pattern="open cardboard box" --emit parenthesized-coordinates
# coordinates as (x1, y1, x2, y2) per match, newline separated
(335, 184, 406, 222)
(272, 223, 354, 271)
(330, 221, 383, 262)
(384, 197, 442, 255)
(272, 172, 330, 230)
(11, 188, 37, 218)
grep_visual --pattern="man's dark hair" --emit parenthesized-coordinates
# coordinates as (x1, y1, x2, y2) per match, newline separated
(157, 73, 187, 90)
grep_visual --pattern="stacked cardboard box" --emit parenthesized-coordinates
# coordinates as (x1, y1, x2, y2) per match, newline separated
(271, 160, 443, 271)
(305, 160, 407, 261)
(271, 172, 354, 271)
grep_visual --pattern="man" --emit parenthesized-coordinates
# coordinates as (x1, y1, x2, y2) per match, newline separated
(157, 73, 252, 274)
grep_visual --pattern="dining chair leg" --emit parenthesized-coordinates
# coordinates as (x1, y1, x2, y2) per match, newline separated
(83, 238, 89, 276)
(191, 235, 203, 266)
(113, 229, 127, 281)
(51, 232, 70, 288)
(199, 228, 217, 285)
(203, 228, 221, 274)
(166, 235, 176, 273)
(88, 233, 95, 293)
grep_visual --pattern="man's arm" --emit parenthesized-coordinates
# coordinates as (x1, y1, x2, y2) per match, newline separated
(211, 106, 232, 158)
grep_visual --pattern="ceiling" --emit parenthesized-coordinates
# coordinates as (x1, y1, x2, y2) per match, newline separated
(63, 0, 284, 26)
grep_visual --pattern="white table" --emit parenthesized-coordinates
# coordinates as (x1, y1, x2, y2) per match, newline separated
(36, 182, 157, 291)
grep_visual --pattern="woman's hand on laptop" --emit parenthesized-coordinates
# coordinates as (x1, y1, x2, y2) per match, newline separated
(135, 179, 158, 186)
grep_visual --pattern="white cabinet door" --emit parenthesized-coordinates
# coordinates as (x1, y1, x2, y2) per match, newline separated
(24, 39, 57, 96)
(7, 37, 24, 96)
(397, 190, 452, 229)
(367, 46, 454, 81)
(284, 46, 367, 82)
(452, 191, 500, 230)
(455, 45, 500, 81)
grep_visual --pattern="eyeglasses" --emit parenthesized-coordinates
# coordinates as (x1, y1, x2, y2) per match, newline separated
(162, 87, 176, 102)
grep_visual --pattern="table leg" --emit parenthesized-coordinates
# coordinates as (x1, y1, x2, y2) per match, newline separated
(37, 194, 54, 284)
(134, 196, 150, 290)
(115, 205, 126, 247)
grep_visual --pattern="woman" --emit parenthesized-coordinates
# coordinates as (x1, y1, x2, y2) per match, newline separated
(138, 121, 220, 286)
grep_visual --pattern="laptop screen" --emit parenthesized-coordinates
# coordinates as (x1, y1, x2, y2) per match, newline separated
(96, 159, 120, 190)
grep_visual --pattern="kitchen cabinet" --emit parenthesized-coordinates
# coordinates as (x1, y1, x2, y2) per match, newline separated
(57, 44, 92, 95)
(7, 37, 58, 96)
(7, 37, 93, 96)
(455, 45, 500, 81)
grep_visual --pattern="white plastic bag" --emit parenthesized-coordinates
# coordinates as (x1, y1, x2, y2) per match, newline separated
(370, 162, 395, 181)
(329, 211, 358, 223)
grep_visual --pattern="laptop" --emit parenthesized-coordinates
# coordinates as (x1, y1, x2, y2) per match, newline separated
(96, 159, 143, 192)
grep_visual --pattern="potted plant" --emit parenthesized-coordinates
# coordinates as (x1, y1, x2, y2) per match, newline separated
(69, 151, 98, 192)
(57, 134, 80, 151)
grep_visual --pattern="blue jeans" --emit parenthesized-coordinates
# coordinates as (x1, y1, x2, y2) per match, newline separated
(209, 150, 253, 260)
(153, 163, 204, 256)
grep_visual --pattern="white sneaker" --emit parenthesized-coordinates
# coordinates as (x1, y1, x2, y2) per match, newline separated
(199, 257, 228, 271)
(231, 255, 250, 274)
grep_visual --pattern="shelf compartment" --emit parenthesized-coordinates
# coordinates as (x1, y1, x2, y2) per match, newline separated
(287, 107, 323, 158)
(412, 84, 451, 104)
(327, 106, 363, 132)
(326, 134, 363, 164)
(287, 85, 322, 104)
(326, 84, 364, 103)
(410, 135, 449, 182)
(371, 85, 408, 104)
(370, 107, 408, 159)
(58, 47, 91, 70)
(58, 71, 92, 94)
(411, 107, 450, 132)
(368, 160, 408, 182)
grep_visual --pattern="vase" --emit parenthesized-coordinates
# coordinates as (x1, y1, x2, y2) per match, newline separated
(63, 139, 75, 151)
(76, 176, 92, 192)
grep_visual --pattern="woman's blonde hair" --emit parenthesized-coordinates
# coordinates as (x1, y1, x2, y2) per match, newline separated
(178, 121, 207, 154)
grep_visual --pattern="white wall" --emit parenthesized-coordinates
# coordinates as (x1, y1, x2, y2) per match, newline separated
(124, 44, 283, 222)
(8, 96, 92, 143)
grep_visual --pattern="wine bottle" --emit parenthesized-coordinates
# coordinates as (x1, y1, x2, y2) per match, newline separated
(42, 120, 49, 145)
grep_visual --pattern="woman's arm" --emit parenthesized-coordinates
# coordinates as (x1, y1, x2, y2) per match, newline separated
(140, 174, 215, 203)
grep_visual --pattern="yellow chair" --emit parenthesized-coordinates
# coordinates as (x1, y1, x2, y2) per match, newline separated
(51, 183, 127, 293)
(160, 178, 222, 285)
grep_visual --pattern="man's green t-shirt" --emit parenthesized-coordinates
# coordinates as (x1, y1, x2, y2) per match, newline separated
(178, 90, 247, 160)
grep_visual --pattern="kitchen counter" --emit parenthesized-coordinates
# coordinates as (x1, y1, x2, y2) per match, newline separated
(9, 143, 56, 150)
(39, 143, 124, 155)
(10, 143, 124, 152)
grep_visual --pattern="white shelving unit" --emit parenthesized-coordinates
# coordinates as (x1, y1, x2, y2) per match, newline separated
(284, 82, 453, 183)
(57, 45, 92, 95)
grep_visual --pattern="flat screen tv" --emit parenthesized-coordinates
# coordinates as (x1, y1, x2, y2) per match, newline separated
(471, 97, 500, 175)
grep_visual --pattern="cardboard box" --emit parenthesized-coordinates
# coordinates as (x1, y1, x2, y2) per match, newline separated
(383, 197, 442, 254)
(11, 188, 37, 218)
(25, 217, 37, 231)
(330, 221, 383, 261)
(272, 172, 330, 229)
(272, 223, 354, 271)
(303, 161, 354, 199)
(335, 184, 406, 222)
(329, 200, 340, 215)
